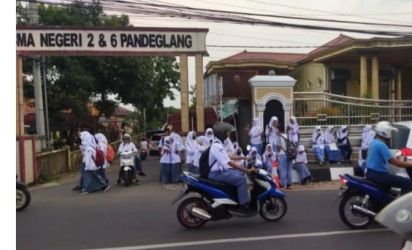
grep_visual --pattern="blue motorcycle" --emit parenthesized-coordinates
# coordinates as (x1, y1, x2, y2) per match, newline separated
(338, 174, 399, 229)
(172, 169, 287, 229)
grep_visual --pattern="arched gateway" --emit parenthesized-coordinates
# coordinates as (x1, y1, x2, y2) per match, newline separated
(249, 75, 296, 130)
(16, 26, 208, 183)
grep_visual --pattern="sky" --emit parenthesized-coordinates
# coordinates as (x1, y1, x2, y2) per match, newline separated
(104, 0, 412, 109)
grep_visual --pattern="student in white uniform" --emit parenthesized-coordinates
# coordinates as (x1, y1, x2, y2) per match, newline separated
(117, 134, 139, 184)
(185, 131, 197, 174)
(293, 145, 312, 184)
(287, 116, 299, 145)
(249, 117, 263, 155)
(208, 122, 256, 215)
(159, 136, 181, 184)
(265, 116, 279, 150)
(192, 136, 208, 175)
(324, 126, 342, 163)
(358, 125, 375, 173)
(337, 125, 352, 163)
(79, 131, 110, 194)
(312, 126, 326, 165)
(95, 133, 110, 184)
(205, 128, 214, 145)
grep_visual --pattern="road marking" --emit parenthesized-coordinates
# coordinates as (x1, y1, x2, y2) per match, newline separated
(84, 228, 388, 250)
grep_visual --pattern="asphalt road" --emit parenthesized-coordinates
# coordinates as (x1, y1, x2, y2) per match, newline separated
(17, 156, 403, 250)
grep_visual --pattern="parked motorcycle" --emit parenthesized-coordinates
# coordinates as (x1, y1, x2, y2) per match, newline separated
(337, 174, 399, 229)
(16, 179, 31, 211)
(172, 167, 287, 229)
(119, 150, 136, 187)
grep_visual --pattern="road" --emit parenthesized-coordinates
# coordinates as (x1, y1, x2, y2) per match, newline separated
(17, 156, 403, 250)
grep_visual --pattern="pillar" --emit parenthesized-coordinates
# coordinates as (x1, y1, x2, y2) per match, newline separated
(179, 55, 189, 133)
(396, 69, 402, 100)
(371, 56, 380, 99)
(195, 54, 205, 132)
(360, 55, 368, 97)
(17, 55, 25, 136)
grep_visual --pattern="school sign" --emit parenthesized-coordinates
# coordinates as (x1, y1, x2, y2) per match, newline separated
(16, 26, 208, 56)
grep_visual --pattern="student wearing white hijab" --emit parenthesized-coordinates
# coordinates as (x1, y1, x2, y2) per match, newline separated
(185, 131, 197, 174)
(262, 143, 277, 175)
(79, 131, 110, 194)
(337, 125, 353, 163)
(160, 136, 181, 184)
(265, 116, 279, 150)
(277, 127, 293, 189)
(287, 116, 299, 145)
(248, 147, 263, 169)
(312, 126, 326, 165)
(324, 126, 342, 163)
(95, 133, 110, 184)
(249, 117, 263, 154)
(205, 128, 215, 145)
(224, 131, 235, 156)
(192, 136, 209, 175)
(358, 125, 376, 172)
(293, 145, 312, 184)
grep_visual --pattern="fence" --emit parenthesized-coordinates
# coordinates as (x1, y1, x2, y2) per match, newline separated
(294, 92, 412, 126)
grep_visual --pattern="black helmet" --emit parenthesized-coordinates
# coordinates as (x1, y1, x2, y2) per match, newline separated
(213, 122, 236, 142)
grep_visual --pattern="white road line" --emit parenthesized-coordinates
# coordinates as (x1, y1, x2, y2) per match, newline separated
(84, 228, 389, 250)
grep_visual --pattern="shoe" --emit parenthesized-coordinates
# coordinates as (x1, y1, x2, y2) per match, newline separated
(139, 172, 146, 177)
(103, 185, 111, 192)
(117, 179, 121, 184)
(72, 185, 82, 191)
(287, 184, 292, 189)
(79, 190, 89, 195)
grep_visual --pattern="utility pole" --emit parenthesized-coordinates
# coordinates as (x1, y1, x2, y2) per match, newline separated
(30, 0, 46, 149)
(219, 76, 223, 122)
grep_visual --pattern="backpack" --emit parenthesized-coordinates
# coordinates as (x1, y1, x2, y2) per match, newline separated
(282, 135, 297, 160)
(105, 144, 116, 163)
(199, 142, 218, 178)
(93, 146, 105, 167)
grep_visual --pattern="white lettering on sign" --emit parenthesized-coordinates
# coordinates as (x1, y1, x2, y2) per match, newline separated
(16, 29, 208, 55)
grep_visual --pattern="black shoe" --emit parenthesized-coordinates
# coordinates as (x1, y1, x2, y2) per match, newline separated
(72, 185, 82, 191)
(287, 184, 292, 189)
(116, 179, 121, 184)
(138, 172, 146, 177)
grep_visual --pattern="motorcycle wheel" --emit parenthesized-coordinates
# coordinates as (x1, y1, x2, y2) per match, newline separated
(259, 196, 287, 221)
(16, 186, 31, 211)
(339, 192, 373, 229)
(176, 197, 208, 229)
(123, 171, 131, 187)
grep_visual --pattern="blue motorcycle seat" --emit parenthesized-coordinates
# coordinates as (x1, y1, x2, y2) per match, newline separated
(197, 178, 238, 200)
(350, 175, 390, 192)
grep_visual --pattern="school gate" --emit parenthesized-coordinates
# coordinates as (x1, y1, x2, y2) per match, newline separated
(16, 26, 208, 183)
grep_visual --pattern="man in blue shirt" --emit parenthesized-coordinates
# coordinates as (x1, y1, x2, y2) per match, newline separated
(366, 121, 412, 194)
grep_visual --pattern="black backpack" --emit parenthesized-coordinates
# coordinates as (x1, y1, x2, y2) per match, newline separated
(199, 142, 218, 178)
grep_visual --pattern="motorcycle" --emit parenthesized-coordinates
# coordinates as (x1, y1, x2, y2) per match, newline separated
(337, 174, 399, 229)
(119, 150, 136, 187)
(172, 166, 287, 229)
(16, 179, 31, 211)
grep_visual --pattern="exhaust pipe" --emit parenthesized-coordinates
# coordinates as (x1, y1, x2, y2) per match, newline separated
(191, 207, 211, 220)
(353, 205, 376, 217)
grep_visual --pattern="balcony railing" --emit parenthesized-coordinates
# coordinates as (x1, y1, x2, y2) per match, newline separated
(293, 92, 412, 126)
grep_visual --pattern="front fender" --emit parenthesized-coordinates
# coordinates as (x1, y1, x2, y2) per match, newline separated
(258, 188, 285, 202)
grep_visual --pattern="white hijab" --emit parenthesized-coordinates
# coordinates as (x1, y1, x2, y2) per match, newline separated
(324, 126, 335, 144)
(185, 131, 197, 149)
(312, 126, 325, 145)
(251, 117, 262, 132)
(361, 125, 375, 149)
(248, 146, 263, 167)
(205, 128, 214, 144)
(288, 116, 299, 132)
(80, 131, 96, 150)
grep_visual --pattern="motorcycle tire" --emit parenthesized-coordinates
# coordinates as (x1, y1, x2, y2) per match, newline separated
(339, 192, 373, 229)
(259, 196, 287, 221)
(16, 186, 31, 211)
(176, 197, 208, 229)
(123, 171, 131, 187)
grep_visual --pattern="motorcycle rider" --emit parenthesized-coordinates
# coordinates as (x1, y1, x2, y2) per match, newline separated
(366, 121, 412, 195)
(117, 134, 139, 184)
(208, 122, 256, 215)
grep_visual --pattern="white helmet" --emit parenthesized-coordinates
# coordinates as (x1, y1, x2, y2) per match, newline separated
(375, 121, 398, 139)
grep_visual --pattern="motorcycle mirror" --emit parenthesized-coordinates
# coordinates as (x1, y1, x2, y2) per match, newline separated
(246, 145, 251, 152)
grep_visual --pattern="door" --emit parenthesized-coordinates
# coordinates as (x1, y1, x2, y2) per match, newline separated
(264, 100, 284, 133)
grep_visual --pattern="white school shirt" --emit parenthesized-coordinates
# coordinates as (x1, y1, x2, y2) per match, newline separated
(160, 144, 181, 164)
(140, 141, 149, 151)
(249, 125, 263, 144)
(295, 151, 308, 164)
(209, 140, 232, 172)
(83, 146, 99, 171)
(118, 142, 138, 154)
(185, 136, 197, 164)
(97, 141, 110, 169)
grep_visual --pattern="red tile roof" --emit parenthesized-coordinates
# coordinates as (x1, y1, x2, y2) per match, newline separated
(301, 34, 355, 61)
(219, 50, 306, 64)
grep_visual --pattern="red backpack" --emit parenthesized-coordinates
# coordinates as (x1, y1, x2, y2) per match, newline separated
(106, 144, 116, 163)
(93, 146, 105, 167)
